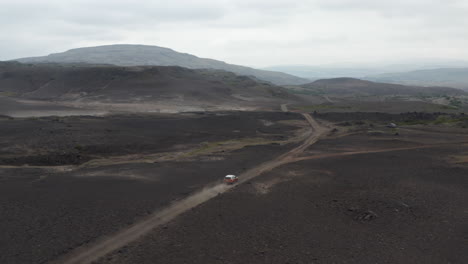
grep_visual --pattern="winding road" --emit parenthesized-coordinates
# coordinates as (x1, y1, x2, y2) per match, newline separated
(51, 113, 329, 264)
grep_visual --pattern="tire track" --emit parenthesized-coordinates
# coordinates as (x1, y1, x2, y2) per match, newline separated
(293, 141, 468, 162)
(51, 113, 329, 264)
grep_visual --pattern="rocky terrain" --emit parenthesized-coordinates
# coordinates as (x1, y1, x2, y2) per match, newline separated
(285, 78, 468, 113)
(1, 110, 467, 264)
(3, 61, 468, 116)
(0, 62, 302, 114)
(1, 56, 468, 264)
(95, 113, 468, 264)
(366, 68, 468, 90)
(300, 78, 466, 96)
(0, 111, 307, 264)
(13, 45, 309, 85)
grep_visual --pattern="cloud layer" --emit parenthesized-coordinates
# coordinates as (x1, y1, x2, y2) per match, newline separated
(1, 0, 467, 67)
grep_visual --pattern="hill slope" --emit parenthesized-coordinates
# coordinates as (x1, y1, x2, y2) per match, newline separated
(300, 78, 466, 96)
(365, 68, 468, 90)
(264, 60, 468, 80)
(0, 62, 301, 112)
(14, 45, 309, 86)
(263, 65, 382, 79)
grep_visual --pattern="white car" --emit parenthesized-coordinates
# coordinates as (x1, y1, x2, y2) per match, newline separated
(224, 175, 239, 184)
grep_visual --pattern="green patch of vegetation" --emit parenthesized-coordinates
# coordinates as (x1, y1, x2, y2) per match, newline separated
(184, 141, 226, 157)
(449, 98, 463, 109)
(288, 88, 325, 96)
(294, 104, 352, 111)
(182, 137, 278, 158)
(390, 95, 405, 100)
(398, 119, 431, 126)
(367, 130, 385, 136)
(0, 91, 17, 97)
(433, 115, 458, 125)
(74, 145, 84, 151)
(417, 94, 433, 100)
(398, 115, 468, 127)
(439, 105, 458, 110)
(266, 87, 290, 99)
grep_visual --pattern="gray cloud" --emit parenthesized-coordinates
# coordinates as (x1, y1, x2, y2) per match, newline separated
(0, 0, 467, 67)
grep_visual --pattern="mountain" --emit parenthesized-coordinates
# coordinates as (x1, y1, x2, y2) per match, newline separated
(0, 61, 301, 112)
(264, 60, 468, 80)
(365, 68, 468, 90)
(300, 78, 466, 96)
(263, 65, 381, 79)
(14, 44, 309, 86)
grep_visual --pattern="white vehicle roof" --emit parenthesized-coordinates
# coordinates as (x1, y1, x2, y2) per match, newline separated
(225, 175, 237, 178)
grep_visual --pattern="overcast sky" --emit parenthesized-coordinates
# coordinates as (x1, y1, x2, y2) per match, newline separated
(1, 0, 468, 67)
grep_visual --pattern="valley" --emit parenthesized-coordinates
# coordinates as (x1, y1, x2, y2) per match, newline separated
(1, 49, 468, 264)
(3, 0, 468, 263)
(1, 109, 467, 264)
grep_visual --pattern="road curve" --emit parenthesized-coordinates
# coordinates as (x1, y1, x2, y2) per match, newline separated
(52, 113, 328, 264)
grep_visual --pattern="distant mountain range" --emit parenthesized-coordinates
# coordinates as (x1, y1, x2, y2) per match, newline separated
(1, 61, 466, 113)
(0, 61, 300, 111)
(300, 78, 465, 96)
(14, 44, 309, 86)
(15, 45, 468, 90)
(264, 63, 468, 90)
(365, 68, 468, 90)
(263, 65, 382, 79)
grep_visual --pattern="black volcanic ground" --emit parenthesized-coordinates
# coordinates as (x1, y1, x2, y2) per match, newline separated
(1, 60, 468, 264)
(0, 62, 297, 106)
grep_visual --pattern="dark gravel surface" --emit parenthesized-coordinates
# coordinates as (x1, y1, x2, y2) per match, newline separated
(99, 132, 468, 264)
(314, 111, 466, 124)
(0, 111, 302, 166)
(0, 112, 303, 264)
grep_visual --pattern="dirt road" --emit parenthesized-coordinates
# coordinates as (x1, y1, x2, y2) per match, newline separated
(294, 141, 468, 163)
(51, 113, 329, 264)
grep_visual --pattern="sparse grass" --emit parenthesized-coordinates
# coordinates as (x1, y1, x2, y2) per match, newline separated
(449, 98, 463, 109)
(74, 145, 83, 151)
(277, 119, 308, 127)
(439, 105, 459, 110)
(449, 154, 468, 164)
(367, 130, 385, 136)
(81, 136, 290, 168)
(434, 115, 457, 125)
(294, 104, 352, 111)
(398, 115, 468, 127)
(182, 137, 279, 158)
(0, 91, 17, 97)
(398, 119, 433, 126)
(288, 88, 325, 96)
